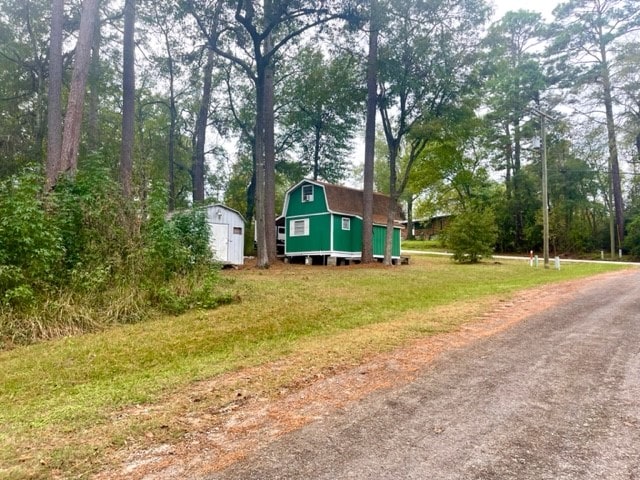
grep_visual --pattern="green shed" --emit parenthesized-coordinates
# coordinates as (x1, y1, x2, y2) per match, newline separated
(282, 180, 404, 264)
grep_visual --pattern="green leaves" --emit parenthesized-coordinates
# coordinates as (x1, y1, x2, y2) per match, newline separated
(0, 169, 64, 300)
(0, 166, 227, 345)
(279, 47, 364, 183)
(444, 207, 498, 263)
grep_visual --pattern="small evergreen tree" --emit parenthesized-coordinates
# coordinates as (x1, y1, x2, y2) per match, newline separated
(444, 208, 498, 263)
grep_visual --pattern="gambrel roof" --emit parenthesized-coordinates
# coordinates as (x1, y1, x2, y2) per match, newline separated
(288, 180, 405, 226)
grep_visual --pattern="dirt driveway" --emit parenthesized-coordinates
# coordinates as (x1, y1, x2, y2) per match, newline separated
(100, 269, 640, 479)
(200, 269, 640, 480)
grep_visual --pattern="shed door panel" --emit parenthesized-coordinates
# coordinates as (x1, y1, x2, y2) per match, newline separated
(210, 223, 229, 262)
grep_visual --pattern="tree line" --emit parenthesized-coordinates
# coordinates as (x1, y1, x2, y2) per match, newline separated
(1, 0, 640, 273)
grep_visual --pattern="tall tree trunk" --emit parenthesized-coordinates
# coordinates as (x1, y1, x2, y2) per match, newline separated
(60, 0, 100, 174)
(25, 1, 48, 163)
(406, 195, 414, 240)
(252, 0, 277, 268)
(246, 153, 256, 222)
(165, 34, 177, 211)
(600, 42, 624, 248)
(45, 0, 64, 190)
(87, 9, 101, 151)
(383, 143, 399, 265)
(361, 0, 378, 264)
(120, 0, 135, 198)
(254, 66, 268, 267)
(503, 123, 512, 199)
(263, 29, 277, 265)
(313, 125, 321, 180)
(193, 49, 214, 204)
(168, 90, 177, 211)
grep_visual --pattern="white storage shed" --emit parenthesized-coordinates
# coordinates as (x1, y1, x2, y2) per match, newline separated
(202, 204, 245, 266)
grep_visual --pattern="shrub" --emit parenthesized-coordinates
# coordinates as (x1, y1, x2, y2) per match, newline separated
(0, 167, 234, 348)
(144, 185, 214, 279)
(51, 157, 136, 286)
(624, 214, 640, 259)
(444, 208, 498, 263)
(0, 169, 64, 298)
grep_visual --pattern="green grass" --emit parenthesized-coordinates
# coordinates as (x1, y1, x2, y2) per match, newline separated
(401, 238, 445, 251)
(0, 256, 630, 479)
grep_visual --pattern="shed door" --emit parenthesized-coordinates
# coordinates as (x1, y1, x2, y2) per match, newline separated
(210, 223, 229, 262)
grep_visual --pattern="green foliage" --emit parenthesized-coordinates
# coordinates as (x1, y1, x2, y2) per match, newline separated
(444, 208, 498, 263)
(400, 239, 444, 251)
(0, 167, 232, 347)
(145, 184, 213, 279)
(149, 270, 234, 315)
(624, 215, 640, 259)
(280, 47, 364, 182)
(0, 169, 64, 304)
(51, 156, 133, 285)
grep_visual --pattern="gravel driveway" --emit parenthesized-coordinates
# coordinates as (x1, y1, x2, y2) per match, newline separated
(206, 270, 640, 480)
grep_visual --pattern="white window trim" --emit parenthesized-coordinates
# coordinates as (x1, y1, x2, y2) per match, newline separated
(290, 218, 310, 237)
(342, 217, 351, 231)
(301, 185, 314, 203)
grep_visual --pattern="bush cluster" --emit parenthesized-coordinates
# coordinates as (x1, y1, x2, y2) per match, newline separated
(0, 163, 232, 347)
(443, 207, 498, 263)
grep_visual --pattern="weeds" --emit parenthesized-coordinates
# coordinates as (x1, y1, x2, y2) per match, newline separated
(0, 162, 232, 348)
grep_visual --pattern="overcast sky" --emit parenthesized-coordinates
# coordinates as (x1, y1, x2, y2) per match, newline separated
(491, 0, 561, 20)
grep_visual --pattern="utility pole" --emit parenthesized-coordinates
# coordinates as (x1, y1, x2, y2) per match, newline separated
(532, 107, 552, 269)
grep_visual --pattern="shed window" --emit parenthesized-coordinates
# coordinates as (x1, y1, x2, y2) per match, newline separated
(290, 218, 309, 237)
(233, 227, 242, 235)
(301, 185, 314, 202)
(342, 217, 351, 230)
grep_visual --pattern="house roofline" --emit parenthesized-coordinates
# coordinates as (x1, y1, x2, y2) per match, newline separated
(281, 179, 402, 223)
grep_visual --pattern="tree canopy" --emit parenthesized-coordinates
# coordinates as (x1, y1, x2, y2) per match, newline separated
(0, 0, 639, 278)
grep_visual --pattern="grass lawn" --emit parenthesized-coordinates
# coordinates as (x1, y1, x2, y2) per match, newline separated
(0, 256, 629, 479)
(400, 239, 445, 251)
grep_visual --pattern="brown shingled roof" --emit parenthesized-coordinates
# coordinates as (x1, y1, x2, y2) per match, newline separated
(316, 181, 405, 226)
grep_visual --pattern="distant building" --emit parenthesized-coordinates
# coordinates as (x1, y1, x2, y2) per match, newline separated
(403, 214, 452, 240)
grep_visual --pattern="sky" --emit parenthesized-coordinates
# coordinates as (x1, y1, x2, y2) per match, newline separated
(491, 0, 561, 20)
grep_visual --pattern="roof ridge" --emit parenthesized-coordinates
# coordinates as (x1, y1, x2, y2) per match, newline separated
(312, 180, 390, 199)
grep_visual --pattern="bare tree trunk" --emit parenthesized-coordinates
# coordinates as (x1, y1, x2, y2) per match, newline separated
(168, 90, 177, 211)
(45, 0, 64, 189)
(600, 42, 624, 249)
(361, 0, 378, 264)
(193, 48, 214, 204)
(406, 195, 414, 240)
(60, 0, 100, 174)
(120, 0, 135, 198)
(254, 66, 268, 267)
(263, 28, 277, 265)
(383, 144, 399, 265)
(313, 126, 321, 180)
(252, 0, 278, 268)
(165, 33, 177, 211)
(87, 9, 101, 151)
(246, 155, 256, 222)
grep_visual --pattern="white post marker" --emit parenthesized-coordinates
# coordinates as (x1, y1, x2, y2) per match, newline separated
(555, 256, 560, 270)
